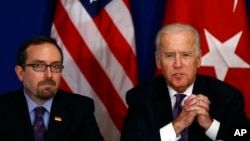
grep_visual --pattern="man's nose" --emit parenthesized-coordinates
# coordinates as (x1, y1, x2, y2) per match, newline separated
(44, 66, 53, 78)
(173, 55, 182, 67)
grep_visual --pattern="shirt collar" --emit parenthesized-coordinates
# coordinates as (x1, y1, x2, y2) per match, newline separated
(167, 84, 194, 107)
(167, 83, 194, 98)
(24, 91, 53, 113)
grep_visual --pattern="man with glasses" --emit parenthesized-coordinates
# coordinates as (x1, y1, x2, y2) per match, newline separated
(0, 36, 103, 141)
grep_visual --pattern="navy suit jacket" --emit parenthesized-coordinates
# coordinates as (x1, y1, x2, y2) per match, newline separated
(0, 89, 103, 141)
(121, 75, 249, 141)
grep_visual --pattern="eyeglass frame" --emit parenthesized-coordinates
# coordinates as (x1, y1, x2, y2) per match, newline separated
(22, 63, 64, 73)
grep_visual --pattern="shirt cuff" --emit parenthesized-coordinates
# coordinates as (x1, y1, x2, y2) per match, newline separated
(205, 119, 220, 141)
(160, 122, 180, 141)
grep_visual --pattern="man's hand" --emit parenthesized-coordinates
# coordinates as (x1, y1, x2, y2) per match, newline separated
(195, 94, 213, 130)
(173, 94, 213, 135)
(172, 95, 199, 135)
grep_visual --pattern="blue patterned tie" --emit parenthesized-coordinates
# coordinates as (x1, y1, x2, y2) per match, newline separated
(34, 106, 46, 141)
(173, 94, 188, 141)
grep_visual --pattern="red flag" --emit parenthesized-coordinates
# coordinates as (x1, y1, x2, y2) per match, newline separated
(163, 0, 250, 118)
(51, 0, 137, 140)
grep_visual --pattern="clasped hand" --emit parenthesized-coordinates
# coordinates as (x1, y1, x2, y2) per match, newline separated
(173, 94, 212, 135)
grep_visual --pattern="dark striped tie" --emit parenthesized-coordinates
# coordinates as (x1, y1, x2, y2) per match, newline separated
(34, 106, 46, 141)
(173, 94, 188, 141)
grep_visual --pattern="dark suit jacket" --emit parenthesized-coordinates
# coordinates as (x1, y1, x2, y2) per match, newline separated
(0, 89, 103, 141)
(121, 75, 249, 141)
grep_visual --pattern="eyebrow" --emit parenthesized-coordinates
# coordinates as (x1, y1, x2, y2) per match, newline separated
(31, 60, 62, 64)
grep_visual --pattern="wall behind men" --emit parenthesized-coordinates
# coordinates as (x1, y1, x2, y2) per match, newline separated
(0, 0, 55, 93)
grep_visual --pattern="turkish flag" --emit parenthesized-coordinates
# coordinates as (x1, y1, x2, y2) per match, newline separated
(162, 0, 250, 119)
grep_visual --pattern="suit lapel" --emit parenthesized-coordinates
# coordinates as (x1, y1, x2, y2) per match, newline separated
(154, 76, 173, 128)
(46, 92, 72, 141)
(9, 90, 34, 140)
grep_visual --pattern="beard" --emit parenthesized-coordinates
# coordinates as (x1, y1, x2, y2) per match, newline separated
(37, 79, 57, 100)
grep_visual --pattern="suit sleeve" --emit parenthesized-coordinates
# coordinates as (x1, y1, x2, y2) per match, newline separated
(216, 88, 250, 140)
(120, 89, 162, 141)
(79, 97, 104, 141)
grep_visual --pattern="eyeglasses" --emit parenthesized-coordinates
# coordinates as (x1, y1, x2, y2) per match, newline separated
(22, 63, 64, 73)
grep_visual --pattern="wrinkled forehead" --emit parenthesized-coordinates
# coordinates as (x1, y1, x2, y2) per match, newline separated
(160, 30, 199, 55)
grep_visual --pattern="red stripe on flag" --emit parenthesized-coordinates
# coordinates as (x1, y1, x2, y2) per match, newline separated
(93, 9, 138, 86)
(54, 1, 127, 131)
(59, 76, 72, 93)
(122, 0, 131, 10)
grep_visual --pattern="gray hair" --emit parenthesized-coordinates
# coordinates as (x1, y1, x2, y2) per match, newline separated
(155, 23, 201, 55)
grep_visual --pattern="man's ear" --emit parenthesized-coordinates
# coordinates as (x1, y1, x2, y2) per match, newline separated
(15, 66, 24, 81)
(197, 50, 202, 68)
(155, 51, 162, 70)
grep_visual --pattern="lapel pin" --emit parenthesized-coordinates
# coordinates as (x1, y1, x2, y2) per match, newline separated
(54, 116, 62, 122)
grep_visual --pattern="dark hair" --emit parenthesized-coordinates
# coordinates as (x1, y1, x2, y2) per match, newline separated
(16, 36, 63, 66)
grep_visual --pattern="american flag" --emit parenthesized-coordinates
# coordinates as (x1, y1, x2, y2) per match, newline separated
(51, 0, 137, 140)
